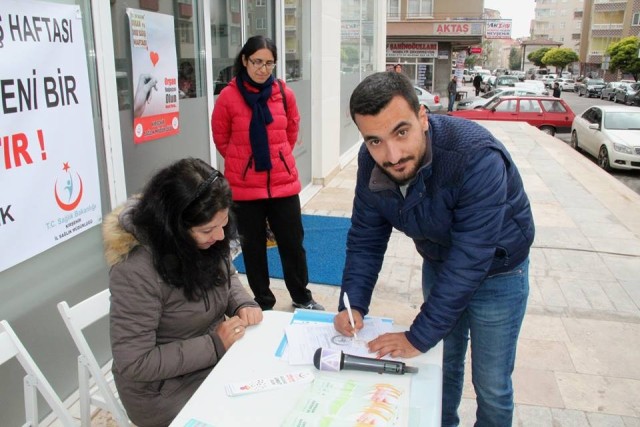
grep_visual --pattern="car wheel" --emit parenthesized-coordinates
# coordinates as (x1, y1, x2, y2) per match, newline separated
(598, 146, 612, 172)
(540, 126, 555, 136)
(570, 130, 581, 152)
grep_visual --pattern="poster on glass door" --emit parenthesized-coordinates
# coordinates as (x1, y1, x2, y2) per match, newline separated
(0, 0, 102, 273)
(127, 8, 179, 144)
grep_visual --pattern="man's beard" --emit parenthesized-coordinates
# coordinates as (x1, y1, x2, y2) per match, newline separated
(379, 157, 419, 185)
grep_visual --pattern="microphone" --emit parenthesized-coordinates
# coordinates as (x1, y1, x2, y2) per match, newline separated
(313, 348, 418, 375)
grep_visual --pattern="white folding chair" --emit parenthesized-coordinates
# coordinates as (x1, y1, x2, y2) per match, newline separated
(57, 289, 129, 427)
(0, 320, 76, 427)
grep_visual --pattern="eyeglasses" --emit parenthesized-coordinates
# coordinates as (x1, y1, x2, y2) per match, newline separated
(247, 57, 276, 71)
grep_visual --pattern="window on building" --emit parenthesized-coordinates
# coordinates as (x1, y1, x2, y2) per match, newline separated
(388, 0, 400, 19)
(177, 19, 194, 44)
(560, 9, 566, 16)
(256, 17, 266, 29)
(632, 13, 640, 26)
(574, 10, 583, 19)
(572, 33, 581, 40)
(257, 0, 266, 5)
(407, 0, 433, 18)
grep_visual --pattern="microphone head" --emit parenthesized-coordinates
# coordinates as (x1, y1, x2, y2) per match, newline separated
(313, 348, 342, 372)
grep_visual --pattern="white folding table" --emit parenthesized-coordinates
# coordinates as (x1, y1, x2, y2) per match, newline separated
(170, 310, 442, 426)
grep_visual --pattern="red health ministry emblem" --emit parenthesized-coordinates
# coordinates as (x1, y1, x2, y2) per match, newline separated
(54, 162, 84, 211)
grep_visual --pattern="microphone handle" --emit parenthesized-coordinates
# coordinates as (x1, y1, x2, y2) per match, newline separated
(343, 353, 406, 375)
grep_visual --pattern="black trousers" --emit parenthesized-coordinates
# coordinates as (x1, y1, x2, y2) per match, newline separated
(233, 195, 312, 309)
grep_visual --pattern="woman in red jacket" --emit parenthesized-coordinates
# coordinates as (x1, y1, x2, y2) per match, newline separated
(211, 35, 323, 311)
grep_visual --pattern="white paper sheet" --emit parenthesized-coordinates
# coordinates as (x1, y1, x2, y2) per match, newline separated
(284, 317, 394, 365)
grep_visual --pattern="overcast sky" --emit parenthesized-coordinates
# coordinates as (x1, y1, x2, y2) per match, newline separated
(484, 0, 536, 38)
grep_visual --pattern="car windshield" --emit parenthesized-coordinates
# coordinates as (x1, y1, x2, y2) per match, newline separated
(495, 76, 519, 86)
(588, 79, 605, 84)
(482, 89, 501, 99)
(483, 97, 502, 109)
(604, 112, 640, 130)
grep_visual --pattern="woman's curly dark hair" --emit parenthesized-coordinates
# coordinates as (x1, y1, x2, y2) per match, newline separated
(132, 158, 236, 302)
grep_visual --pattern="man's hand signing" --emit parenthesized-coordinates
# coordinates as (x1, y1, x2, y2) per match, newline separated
(333, 308, 363, 337)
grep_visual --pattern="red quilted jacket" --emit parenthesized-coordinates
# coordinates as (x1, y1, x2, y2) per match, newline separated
(211, 77, 301, 201)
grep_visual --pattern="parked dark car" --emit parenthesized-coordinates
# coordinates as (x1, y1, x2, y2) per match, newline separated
(614, 82, 640, 105)
(600, 82, 626, 101)
(577, 78, 605, 98)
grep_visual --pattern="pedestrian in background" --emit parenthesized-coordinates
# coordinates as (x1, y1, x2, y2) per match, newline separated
(394, 63, 403, 73)
(447, 76, 458, 112)
(553, 82, 561, 98)
(473, 73, 482, 96)
(211, 35, 324, 311)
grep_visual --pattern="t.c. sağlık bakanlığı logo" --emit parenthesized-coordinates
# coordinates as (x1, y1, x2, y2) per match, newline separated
(54, 162, 84, 211)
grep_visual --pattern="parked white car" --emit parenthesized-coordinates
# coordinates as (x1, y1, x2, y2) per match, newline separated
(570, 105, 640, 171)
(414, 86, 443, 112)
(556, 78, 575, 92)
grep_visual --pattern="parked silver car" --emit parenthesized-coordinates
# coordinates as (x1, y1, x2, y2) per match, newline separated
(455, 88, 543, 110)
(600, 82, 626, 101)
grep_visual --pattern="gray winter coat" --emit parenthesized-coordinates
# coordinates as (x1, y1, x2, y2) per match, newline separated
(103, 200, 258, 427)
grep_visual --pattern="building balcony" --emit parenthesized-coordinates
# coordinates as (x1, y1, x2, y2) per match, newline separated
(592, 23, 623, 30)
(594, 1, 627, 12)
(590, 24, 623, 38)
(587, 53, 603, 63)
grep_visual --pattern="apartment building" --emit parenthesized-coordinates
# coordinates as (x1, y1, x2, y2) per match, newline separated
(579, 0, 640, 78)
(386, 0, 484, 94)
(532, 0, 584, 54)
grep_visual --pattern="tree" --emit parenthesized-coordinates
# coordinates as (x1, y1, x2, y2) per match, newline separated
(606, 36, 640, 81)
(465, 55, 480, 69)
(527, 47, 551, 67)
(509, 47, 521, 70)
(541, 48, 579, 74)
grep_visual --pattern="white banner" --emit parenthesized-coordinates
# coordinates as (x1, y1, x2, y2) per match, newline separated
(485, 19, 512, 39)
(0, 0, 102, 272)
(386, 42, 438, 58)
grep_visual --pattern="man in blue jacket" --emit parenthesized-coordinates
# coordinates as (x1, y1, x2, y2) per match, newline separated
(333, 71, 535, 426)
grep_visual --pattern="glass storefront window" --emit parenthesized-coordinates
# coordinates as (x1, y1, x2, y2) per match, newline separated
(244, 0, 275, 40)
(211, 0, 243, 96)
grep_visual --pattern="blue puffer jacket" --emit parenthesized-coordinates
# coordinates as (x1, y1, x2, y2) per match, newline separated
(340, 114, 535, 352)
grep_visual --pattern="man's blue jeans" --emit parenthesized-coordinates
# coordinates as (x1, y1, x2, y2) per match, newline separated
(448, 93, 456, 112)
(422, 258, 529, 427)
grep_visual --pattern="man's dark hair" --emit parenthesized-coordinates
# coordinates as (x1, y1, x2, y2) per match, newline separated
(349, 71, 420, 122)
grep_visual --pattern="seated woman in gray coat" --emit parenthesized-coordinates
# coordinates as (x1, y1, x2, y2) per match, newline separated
(103, 158, 262, 427)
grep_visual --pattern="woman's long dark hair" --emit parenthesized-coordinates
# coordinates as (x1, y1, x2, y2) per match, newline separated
(132, 158, 236, 302)
(233, 35, 278, 77)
